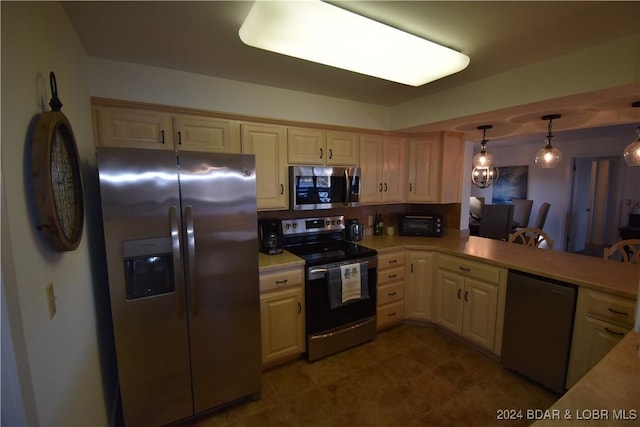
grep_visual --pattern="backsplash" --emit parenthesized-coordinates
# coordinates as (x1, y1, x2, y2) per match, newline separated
(257, 203, 461, 233)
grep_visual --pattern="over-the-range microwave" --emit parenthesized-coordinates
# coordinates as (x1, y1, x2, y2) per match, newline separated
(289, 166, 360, 211)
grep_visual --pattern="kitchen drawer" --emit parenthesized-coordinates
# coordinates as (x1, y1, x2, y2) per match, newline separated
(583, 289, 635, 328)
(378, 266, 405, 286)
(378, 251, 405, 270)
(377, 282, 405, 306)
(259, 268, 303, 293)
(377, 300, 404, 329)
(438, 254, 501, 285)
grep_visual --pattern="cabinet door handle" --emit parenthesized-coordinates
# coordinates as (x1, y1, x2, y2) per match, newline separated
(409, 183, 413, 192)
(459, 266, 471, 272)
(177, 131, 182, 145)
(280, 184, 284, 195)
(384, 183, 388, 192)
(457, 289, 462, 300)
(388, 311, 396, 317)
(388, 291, 397, 297)
(604, 327, 624, 336)
(298, 302, 302, 314)
(464, 291, 469, 302)
(275, 279, 288, 285)
(319, 148, 324, 159)
(607, 307, 629, 316)
(388, 274, 397, 279)
(329, 148, 333, 159)
(388, 259, 398, 264)
(410, 264, 414, 273)
(379, 183, 383, 192)
(161, 130, 166, 144)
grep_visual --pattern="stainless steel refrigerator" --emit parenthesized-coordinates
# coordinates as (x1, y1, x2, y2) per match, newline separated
(96, 147, 262, 426)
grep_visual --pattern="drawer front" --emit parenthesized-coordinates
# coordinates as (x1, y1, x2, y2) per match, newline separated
(438, 254, 501, 284)
(377, 282, 405, 306)
(378, 251, 405, 270)
(585, 289, 635, 328)
(260, 268, 303, 292)
(377, 301, 404, 329)
(378, 266, 406, 286)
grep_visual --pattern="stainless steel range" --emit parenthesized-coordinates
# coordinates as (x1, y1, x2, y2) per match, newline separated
(282, 215, 377, 362)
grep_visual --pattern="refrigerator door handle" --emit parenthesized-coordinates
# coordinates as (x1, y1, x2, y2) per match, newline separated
(169, 206, 185, 317)
(185, 205, 198, 316)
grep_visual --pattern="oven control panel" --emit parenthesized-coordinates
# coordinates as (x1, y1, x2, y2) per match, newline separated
(282, 215, 345, 236)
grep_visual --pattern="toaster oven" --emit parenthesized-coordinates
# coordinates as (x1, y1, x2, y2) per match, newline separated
(398, 215, 443, 237)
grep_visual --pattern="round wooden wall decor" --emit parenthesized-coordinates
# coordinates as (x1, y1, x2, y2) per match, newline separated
(32, 72, 84, 251)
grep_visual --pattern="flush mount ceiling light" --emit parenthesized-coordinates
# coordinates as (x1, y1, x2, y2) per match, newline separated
(238, 1, 470, 87)
(535, 114, 562, 168)
(623, 101, 640, 166)
(471, 125, 499, 188)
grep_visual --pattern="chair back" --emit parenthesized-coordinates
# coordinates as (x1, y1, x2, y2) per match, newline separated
(533, 202, 550, 229)
(511, 199, 533, 228)
(603, 239, 640, 264)
(470, 196, 484, 220)
(479, 204, 514, 241)
(508, 227, 554, 249)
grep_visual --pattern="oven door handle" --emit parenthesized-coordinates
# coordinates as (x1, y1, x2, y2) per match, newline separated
(310, 268, 329, 275)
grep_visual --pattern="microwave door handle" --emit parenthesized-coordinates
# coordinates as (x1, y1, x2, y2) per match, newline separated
(344, 169, 351, 206)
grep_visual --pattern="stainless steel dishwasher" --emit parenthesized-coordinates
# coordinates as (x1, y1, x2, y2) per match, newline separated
(502, 270, 577, 393)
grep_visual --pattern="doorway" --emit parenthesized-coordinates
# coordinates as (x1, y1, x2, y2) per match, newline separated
(566, 156, 620, 255)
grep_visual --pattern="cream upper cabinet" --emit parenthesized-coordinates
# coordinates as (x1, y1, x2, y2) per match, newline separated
(359, 134, 406, 204)
(565, 288, 635, 388)
(405, 251, 435, 321)
(259, 266, 305, 368)
(287, 127, 359, 165)
(327, 131, 360, 165)
(241, 123, 288, 210)
(434, 254, 507, 354)
(93, 106, 241, 153)
(407, 131, 464, 203)
(173, 115, 240, 153)
(93, 106, 174, 150)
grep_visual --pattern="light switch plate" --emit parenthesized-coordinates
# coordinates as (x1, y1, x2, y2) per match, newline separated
(46, 282, 56, 319)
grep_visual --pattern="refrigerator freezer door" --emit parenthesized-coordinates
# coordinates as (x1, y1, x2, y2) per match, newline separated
(179, 152, 262, 412)
(97, 148, 192, 426)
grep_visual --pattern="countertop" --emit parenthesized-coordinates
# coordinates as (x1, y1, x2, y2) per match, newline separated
(259, 234, 639, 299)
(531, 331, 640, 426)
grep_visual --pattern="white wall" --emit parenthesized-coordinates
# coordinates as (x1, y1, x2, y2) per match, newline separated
(1, 2, 114, 425)
(469, 124, 640, 251)
(88, 58, 393, 131)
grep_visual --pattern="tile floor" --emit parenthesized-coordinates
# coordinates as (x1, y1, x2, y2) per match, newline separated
(188, 324, 559, 427)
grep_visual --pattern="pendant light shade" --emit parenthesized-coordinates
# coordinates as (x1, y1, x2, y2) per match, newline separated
(471, 125, 499, 188)
(623, 102, 640, 166)
(535, 114, 562, 168)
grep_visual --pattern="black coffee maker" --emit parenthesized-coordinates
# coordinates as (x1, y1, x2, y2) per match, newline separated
(258, 218, 283, 255)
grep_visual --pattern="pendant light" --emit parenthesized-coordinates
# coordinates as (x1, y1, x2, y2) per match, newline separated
(623, 101, 640, 166)
(535, 114, 562, 168)
(471, 125, 499, 188)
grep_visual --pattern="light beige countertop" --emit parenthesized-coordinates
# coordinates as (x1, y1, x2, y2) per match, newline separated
(532, 331, 640, 427)
(258, 251, 305, 273)
(258, 234, 639, 298)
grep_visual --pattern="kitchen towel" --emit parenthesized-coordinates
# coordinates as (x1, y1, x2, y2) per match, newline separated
(328, 262, 369, 309)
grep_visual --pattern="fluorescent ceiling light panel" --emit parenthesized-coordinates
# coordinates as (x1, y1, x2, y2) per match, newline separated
(239, 1, 470, 87)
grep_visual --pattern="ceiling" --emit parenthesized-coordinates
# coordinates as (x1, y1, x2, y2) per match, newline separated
(63, 1, 640, 141)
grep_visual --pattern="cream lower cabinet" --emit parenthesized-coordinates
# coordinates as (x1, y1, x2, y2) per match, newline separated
(241, 123, 288, 210)
(405, 251, 435, 321)
(376, 250, 406, 329)
(259, 266, 305, 368)
(434, 254, 507, 354)
(565, 288, 635, 388)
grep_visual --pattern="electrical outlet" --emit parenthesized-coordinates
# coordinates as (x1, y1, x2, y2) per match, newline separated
(46, 282, 56, 319)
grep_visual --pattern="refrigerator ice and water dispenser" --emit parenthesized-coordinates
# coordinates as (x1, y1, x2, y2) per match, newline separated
(122, 237, 175, 300)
